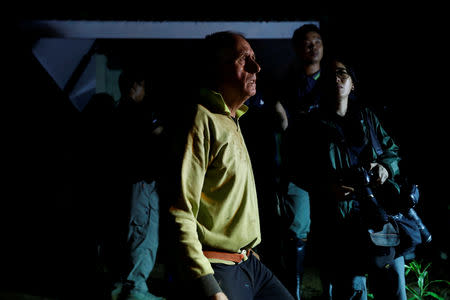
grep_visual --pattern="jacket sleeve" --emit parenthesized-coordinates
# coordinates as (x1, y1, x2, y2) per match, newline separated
(168, 112, 222, 296)
(368, 108, 401, 178)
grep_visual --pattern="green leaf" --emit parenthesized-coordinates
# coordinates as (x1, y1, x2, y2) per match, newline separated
(406, 286, 419, 298)
(429, 279, 450, 286)
(405, 266, 412, 276)
(423, 262, 431, 273)
(418, 276, 424, 291)
(424, 291, 444, 299)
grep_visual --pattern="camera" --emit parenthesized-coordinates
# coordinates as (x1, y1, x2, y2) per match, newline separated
(354, 166, 389, 227)
(356, 166, 432, 244)
(401, 184, 432, 244)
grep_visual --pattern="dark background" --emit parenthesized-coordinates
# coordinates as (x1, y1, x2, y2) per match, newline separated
(5, 6, 449, 299)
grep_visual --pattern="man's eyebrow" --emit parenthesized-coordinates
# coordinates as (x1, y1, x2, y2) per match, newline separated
(241, 49, 255, 56)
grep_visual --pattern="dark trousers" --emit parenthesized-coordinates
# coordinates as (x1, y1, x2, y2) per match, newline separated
(211, 254, 295, 300)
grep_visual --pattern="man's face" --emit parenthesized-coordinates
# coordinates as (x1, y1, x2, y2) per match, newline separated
(222, 35, 261, 101)
(298, 31, 323, 65)
(133, 80, 146, 103)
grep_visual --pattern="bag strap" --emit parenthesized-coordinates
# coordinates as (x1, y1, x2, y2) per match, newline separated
(362, 108, 384, 156)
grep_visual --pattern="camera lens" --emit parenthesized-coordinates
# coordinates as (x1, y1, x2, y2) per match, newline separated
(408, 208, 432, 244)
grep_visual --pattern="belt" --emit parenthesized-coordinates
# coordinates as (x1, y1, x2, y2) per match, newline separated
(203, 249, 251, 263)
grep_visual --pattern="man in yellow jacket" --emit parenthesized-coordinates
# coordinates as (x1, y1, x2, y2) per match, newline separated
(168, 31, 294, 300)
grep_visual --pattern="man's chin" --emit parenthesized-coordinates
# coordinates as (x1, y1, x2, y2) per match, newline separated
(248, 88, 257, 97)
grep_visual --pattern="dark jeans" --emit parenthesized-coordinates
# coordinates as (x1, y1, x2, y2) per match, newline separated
(212, 253, 295, 300)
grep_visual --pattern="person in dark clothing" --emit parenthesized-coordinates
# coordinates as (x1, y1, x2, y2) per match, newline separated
(280, 23, 325, 122)
(110, 67, 165, 300)
(277, 23, 326, 300)
(305, 57, 407, 300)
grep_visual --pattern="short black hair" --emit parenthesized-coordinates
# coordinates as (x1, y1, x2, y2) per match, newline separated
(292, 24, 322, 48)
(332, 56, 358, 87)
(118, 67, 147, 97)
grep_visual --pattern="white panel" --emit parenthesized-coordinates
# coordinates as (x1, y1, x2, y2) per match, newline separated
(22, 20, 319, 39)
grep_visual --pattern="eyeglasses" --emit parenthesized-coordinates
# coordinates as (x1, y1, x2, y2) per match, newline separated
(335, 69, 350, 80)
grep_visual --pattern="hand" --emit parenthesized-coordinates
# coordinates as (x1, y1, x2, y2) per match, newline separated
(274, 100, 288, 131)
(369, 162, 389, 185)
(151, 125, 164, 136)
(210, 292, 228, 300)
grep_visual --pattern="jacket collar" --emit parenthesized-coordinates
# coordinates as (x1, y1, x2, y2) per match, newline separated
(199, 88, 248, 119)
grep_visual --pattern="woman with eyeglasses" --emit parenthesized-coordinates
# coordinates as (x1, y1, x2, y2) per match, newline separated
(301, 58, 407, 299)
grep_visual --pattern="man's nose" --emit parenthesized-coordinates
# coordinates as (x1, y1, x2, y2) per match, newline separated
(249, 58, 261, 74)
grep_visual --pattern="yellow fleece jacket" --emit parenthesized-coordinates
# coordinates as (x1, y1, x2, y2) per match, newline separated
(169, 88, 261, 281)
